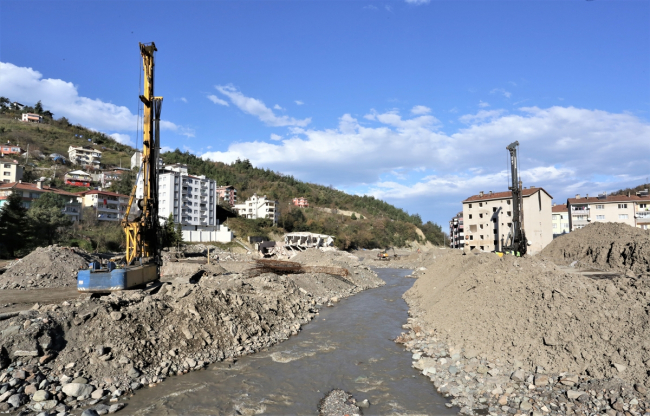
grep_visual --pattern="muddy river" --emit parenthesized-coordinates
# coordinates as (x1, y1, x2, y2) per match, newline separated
(124, 268, 454, 415)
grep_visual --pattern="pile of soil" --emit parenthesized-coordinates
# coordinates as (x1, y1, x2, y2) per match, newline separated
(404, 250, 650, 387)
(0, 246, 93, 290)
(541, 222, 650, 274)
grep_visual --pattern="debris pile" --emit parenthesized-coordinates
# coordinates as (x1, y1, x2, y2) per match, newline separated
(247, 259, 349, 279)
(541, 222, 650, 274)
(0, 246, 92, 290)
(318, 389, 362, 416)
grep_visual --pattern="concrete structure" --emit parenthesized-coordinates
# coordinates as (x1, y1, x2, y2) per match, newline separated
(462, 187, 553, 254)
(78, 190, 130, 221)
(216, 185, 237, 206)
(21, 113, 42, 123)
(93, 169, 127, 188)
(234, 193, 279, 224)
(64, 170, 92, 187)
(448, 211, 464, 249)
(1, 142, 24, 157)
(292, 197, 309, 208)
(0, 160, 23, 183)
(566, 192, 650, 231)
(68, 146, 102, 168)
(285, 232, 333, 248)
(131, 152, 142, 170)
(552, 204, 570, 237)
(0, 181, 82, 222)
(179, 224, 233, 243)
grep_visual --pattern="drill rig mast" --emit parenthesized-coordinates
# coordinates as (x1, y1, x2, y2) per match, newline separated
(502, 141, 528, 256)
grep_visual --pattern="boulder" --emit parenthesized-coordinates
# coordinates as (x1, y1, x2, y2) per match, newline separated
(62, 383, 94, 398)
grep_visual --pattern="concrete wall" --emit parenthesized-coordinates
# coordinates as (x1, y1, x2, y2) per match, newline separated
(181, 225, 233, 243)
(521, 191, 553, 254)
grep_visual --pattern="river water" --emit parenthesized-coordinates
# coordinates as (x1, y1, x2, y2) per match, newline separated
(124, 268, 455, 415)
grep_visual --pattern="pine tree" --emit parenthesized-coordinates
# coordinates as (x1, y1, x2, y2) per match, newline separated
(34, 100, 44, 114)
(0, 191, 30, 257)
(28, 193, 71, 246)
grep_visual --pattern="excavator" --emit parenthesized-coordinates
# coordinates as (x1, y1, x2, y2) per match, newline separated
(501, 141, 528, 256)
(78, 42, 162, 292)
(377, 247, 397, 261)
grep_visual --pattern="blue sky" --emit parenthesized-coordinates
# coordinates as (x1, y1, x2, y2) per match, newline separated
(1, 0, 649, 226)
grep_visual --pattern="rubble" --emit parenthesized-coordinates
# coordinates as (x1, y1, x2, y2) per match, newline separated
(318, 389, 362, 416)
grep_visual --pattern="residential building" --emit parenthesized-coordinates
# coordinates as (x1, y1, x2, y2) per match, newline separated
(11, 102, 25, 111)
(92, 169, 126, 188)
(131, 152, 142, 170)
(0, 160, 23, 183)
(68, 146, 102, 168)
(448, 211, 464, 249)
(567, 192, 650, 231)
(21, 113, 42, 123)
(551, 204, 570, 237)
(0, 181, 82, 222)
(292, 197, 309, 208)
(64, 170, 92, 187)
(78, 190, 130, 221)
(234, 193, 279, 224)
(462, 187, 553, 254)
(1, 142, 25, 157)
(216, 185, 237, 206)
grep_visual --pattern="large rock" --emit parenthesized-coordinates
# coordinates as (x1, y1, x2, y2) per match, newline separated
(7, 393, 24, 408)
(62, 383, 94, 398)
(32, 390, 50, 402)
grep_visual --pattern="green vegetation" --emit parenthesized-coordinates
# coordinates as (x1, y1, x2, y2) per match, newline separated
(611, 183, 650, 196)
(0, 192, 30, 257)
(28, 193, 71, 246)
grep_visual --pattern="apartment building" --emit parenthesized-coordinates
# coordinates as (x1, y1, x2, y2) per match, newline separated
(68, 146, 102, 168)
(64, 170, 92, 187)
(0, 160, 23, 183)
(448, 211, 464, 249)
(79, 190, 129, 221)
(21, 113, 42, 123)
(1, 142, 24, 157)
(567, 192, 650, 231)
(292, 197, 309, 208)
(96, 169, 127, 188)
(462, 187, 553, 254)
(0, 181, 82, 222)
(216, 185, 237, 206)
(551, 204, 570, 237)
(234, 193, 279, 224)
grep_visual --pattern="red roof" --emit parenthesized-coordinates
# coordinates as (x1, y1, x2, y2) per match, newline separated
(78, 190, 129, 198)
(567, 194, 650, 204)
(552, 204, 568, 213)
(463, 187, 552, 203)
(0, 182, 79, 197)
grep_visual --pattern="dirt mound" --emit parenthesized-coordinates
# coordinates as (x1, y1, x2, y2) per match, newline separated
(541, 222, 650, 274)
(318, 389, 361, 416)
(0, 245, 92, 290)
(405, 251, 650, 387)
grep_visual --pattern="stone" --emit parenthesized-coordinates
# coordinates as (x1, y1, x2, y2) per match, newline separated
(91, 389, 107, 399)
(65, 362, 76, 369)
(520, 401, 533, 411)
(534, 374, 549, 387)
(412, 353, 421, 360)
(0, 390, 14, 402)
(612, 399, 624, 412)
(39, 354, 54, 365)
(498, 395, 508, 405)
(110, 312, 123, 321)
(127, 367, 141, 378)
(7, 393, 24, 408)
(72, 377, 88, 384)
(357, 399, 369, 408)
(12, 370, 26, 380)
(24, 384, 37, 395)
(130, 382, 142, 391)
(511, 369, 525, 382)
(613, 363, 627, 372)
(108, 402, 125, 413)
(40, 399, 58, 410)
(82, 409, 100, 416)
(634, 383, 647, 394)
(488, 368, 500, 377)
(32, 390, 50, 402)
(60, 375, 72, 384)
(449, 366, 459, 375)
(567, 390, 586, 400)
(560, 374, 579, 386)
(62, 383, 94, 398)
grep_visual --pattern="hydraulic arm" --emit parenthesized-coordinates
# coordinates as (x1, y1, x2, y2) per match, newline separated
(503, 141, 528, 256)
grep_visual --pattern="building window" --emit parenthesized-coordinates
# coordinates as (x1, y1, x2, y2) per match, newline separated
(493, 207, 497, 213)
(640, 204, 647, 209)
(480, 246, 484, 250)
(480, 235, 484, 240)
(596, 205, 604, 209)
(480, 224, 483, 229)
(469, 235, 473, 241)
(468, 204, 472, 208)
(618, 204, 628, 209)
(479, 202, 483, 207)
(507, 200, 511, 205)
(596, 215, 605, 220)
(619, 214, 629, 220)
(553, 223, 557, 229)
(479, 213, 483, 218)
(507, 211, 511, 216)
(469, 214, 472, 219)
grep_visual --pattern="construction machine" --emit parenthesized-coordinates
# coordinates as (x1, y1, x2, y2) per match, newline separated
(377, 247, 397, 261)
(78, 42, 163, 292)
(501, 141, 528, 256)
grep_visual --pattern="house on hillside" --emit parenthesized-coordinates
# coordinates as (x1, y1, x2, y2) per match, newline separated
(216, 185, 237, 206)
(1, 142, 25, 157)
(21, 113, 42, 123)
(292, 197, 309, 208)
(78, 190, 130, 221)
(68, 146, 102, 168)
(0, 160, 24, 183)
(551, 204, 570, 237)
(64, 170, 92, 187)
(0, 181, 82, 222)
(448, 212, 463, 249)
(11, 102, 25, 111)
(234, 193, 279, 225)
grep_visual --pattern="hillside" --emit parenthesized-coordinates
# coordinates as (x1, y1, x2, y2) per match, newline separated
(610, 182, 650, 196)
(0, 100, 445, 250)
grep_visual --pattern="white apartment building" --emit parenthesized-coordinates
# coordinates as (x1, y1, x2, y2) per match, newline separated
(234, 193, 279, 224)
(552, 204, 570, 237)
(567, 192, 650, 231)
(79, 190, 130, 221)
(462, 187, 553, 254)
(0, 160, 23, 183)
(68, 146, 102, 168)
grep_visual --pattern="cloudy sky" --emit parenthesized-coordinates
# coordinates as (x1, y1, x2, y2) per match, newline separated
(1, 1, 648, 226)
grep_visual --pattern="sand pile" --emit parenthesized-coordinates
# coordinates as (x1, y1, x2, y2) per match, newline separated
(541, 222, 650, 274)
(404, 250, 650, 386)
(0, 245, 92, 290)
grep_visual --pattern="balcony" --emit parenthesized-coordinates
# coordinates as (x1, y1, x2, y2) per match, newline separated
(636, 211, 650, 223)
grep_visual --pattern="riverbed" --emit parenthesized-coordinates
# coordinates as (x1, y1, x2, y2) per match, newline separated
(123, 268, 455, 415)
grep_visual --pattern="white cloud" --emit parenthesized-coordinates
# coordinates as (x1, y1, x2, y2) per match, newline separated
(490, 88, 512, 98)
(478, 100, 490, 108)
(363, 4, 378, 10)
(294, 100, 304, 106)
(273, 104, 285, 111)
(207, 94, 229, 106)
(459, 109, 506, 124)
(160, 120, 195, 138)
(411, 105, 431, 115)
(160, 146, 174, 153)
(214, 85, 311, 127)
(270, 133, 282, 141)
(405, 0, 430, 4)
(180, 97, 188, 103)
(110, 133, 135, 147)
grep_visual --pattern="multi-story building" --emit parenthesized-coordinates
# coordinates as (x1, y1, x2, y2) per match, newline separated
(0, 181, 82, 222)
(68, 146, 102, 168)
(234, 193, 279, 224)
(21, 113, 42, 123)
(448, 212, 464, 249)
(292, 197, 309, 208)
(93, 169, 127, 189)
(462, 187, 553, 254)
(551, 204, 570, 237)
(1, 142, 25, 157)
(567, 192, 650, 231)
(131, 152, 163, 170)
(216, 185, 237, 206)
(0, 160, 23, 183)
(78, 190, 130, 221)
(64, 170, 92, 187)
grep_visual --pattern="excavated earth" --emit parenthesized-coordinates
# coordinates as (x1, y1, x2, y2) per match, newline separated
(0, 248, 382, 415)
